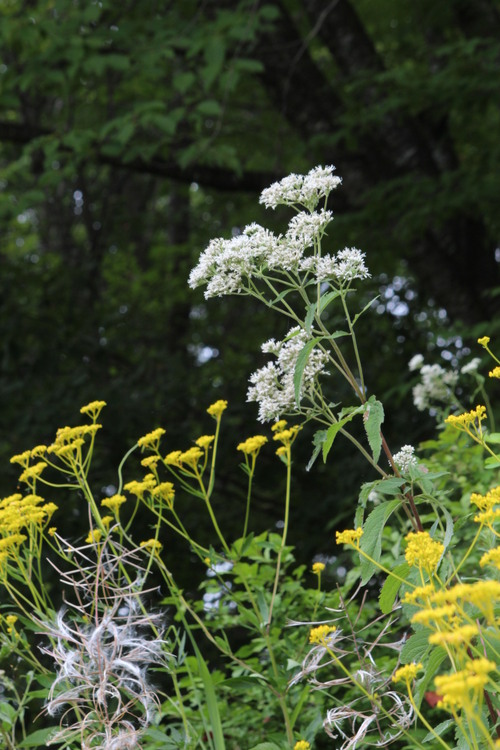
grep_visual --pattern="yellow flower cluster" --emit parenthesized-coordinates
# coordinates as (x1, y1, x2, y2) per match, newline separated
(480, 547, 500, 568)
(444, 405, 487, 440)
(392, 662, 422, 684)
(309, 624, 337, 645)
(270, 420, 301, 460)
(137, 427, 166, 451)
(470, 486, 500, 531)
(312, 561, 325, 574)
(434, 659, 495, 711)
(196, 435, 215, 450)
(489, 366, 500, 379)
(336, 527, 363, 547)
(207, 399, 228, 418)
(80, 400, 107, 419)
(404, 531, 444, 573)
(140, 539, 163, 555)
(124, 477, 156, 499)
(101, 494, 127, 514)
(237, 435, 268, 456)
(0, 493, 58, 541)
(151, 482, 175, 509)
(294, 742, 310, 750)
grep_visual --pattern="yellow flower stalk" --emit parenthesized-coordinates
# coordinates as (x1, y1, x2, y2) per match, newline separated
(206, 399, 228, 418)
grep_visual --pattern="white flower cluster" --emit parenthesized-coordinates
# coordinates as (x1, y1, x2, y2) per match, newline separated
(188, 222, 279, 298)
(247, 326, 329, 421)
(460, 357, 481, 375)
(392, 444, 418, 473)
(410, 361, 458, 412)
(259, 165, 342, 210)
(313, 247, 370, 284)
(189, 166, 371, 298)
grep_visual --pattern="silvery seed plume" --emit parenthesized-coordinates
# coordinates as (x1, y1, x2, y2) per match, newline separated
(40, 533, 169, 749)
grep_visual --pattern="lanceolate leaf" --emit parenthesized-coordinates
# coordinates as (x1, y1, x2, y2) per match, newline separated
(359, 498, 401, 584)
(379, 562, 410, 614)
(363, 395, 384, 464)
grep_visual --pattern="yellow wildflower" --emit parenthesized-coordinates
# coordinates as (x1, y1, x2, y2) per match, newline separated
(124, 478, 156, 499)
(101, 515, 114, 529)
(312, 562, 325, 574)
(80, 400, 107, 419)
(30, 444, 47, 457)
(5, 615, 18, 635)
(179, 447, 203, 468)
(273, 425, 301, 445)
(164, 450, 182, 467)
(196, 435, 215, 449)
(276, 446, 287, 458)
(336, 528, 363, 547)
(309, 624, 337, 645)
(42, 502, 58, 521)
(392, 663, 422, 684)
(478, 336, 490, 347)
(435, 659, 495, 711)
(140, 539, 163, 555)
(402, 583, 435, 605)
(470, 486, 500, 511)
(294, 742, 310, 750)
(207, 399, 228, 418)
(411, 604, 456, 626)
(9, 450, 32, 467)
(404, 531, 444, 573)
(137, 428, 165, 451)
(480, 547, 500, 568)
(141, 455, 160, 468)
(85, 529, 103, 544)
(151, 482, 175, 508)
(272, 420, 288, 432)
(237, 435, 268, 455)
(18, 461, 47, 484)
(0, 534, 27, 551)
(445, 404, 487, 433)
(428, 624, 478, 647)
(489, 366, 500, 379)
(101, 494, 127, 513)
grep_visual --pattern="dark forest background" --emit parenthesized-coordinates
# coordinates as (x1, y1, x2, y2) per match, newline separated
(1, 0, 499, 562)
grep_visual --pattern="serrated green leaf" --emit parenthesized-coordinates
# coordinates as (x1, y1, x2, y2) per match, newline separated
(359, 498, 401, 584)
(400, 628, 430, 664)
(423, 720, 454, 743)
(363, 396, 384, 463)
(414, 646, 448, 709)
(319, 289, 341, 312)
(485, 432, 500, 444)
(379, 562, 410, 614)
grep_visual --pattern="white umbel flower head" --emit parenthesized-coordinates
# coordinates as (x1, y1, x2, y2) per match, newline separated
(259, 165, 341, 210)
(412, 363, 458, 412)
(460, 357, 481, 375)
(408, 354, 424, 372)
(392, 445, 418, 473)
(247, 326, 329, 421)
(188, 223, 280, 298)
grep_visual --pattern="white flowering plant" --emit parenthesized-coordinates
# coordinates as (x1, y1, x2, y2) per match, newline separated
(1, 167, 500, 750)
